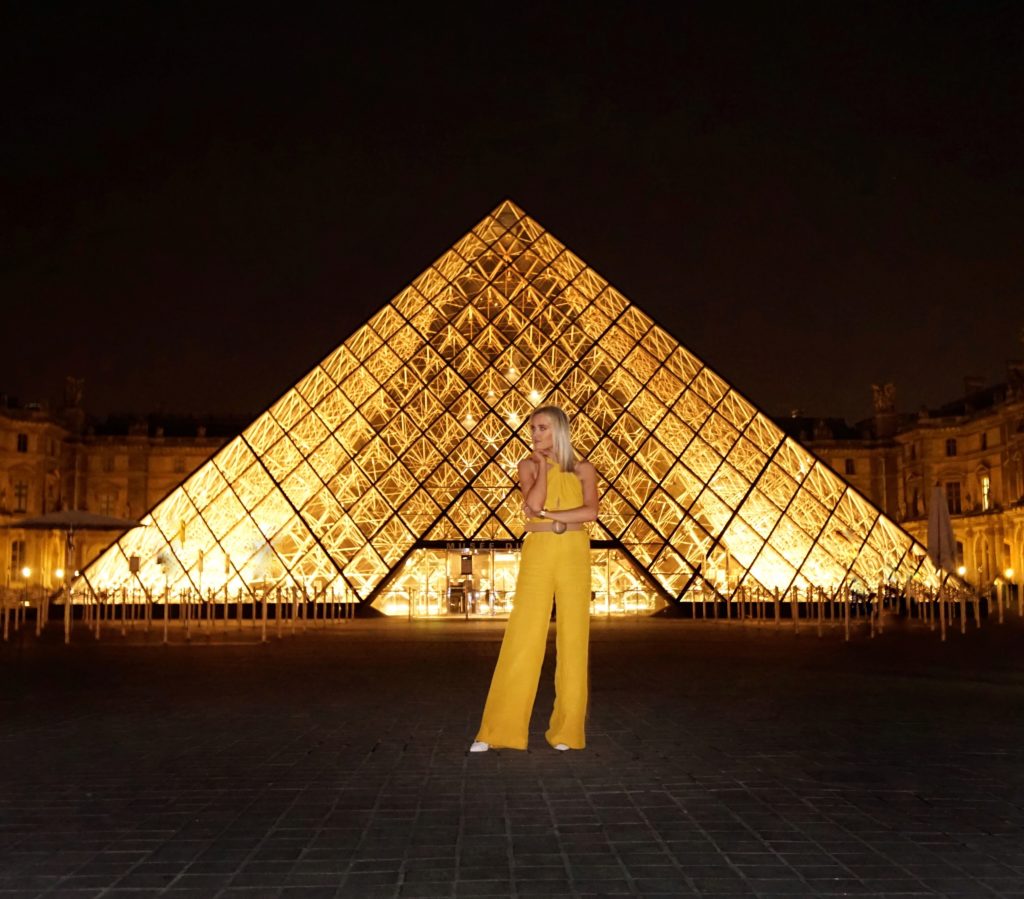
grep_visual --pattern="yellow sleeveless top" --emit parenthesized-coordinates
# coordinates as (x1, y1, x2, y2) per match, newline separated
(527, 459, 583, 522)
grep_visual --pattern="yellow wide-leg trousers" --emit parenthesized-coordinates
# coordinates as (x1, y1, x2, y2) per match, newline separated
(476, 531, 590, 750)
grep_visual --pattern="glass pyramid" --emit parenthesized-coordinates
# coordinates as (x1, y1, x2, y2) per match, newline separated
(79, 201, 939, 608)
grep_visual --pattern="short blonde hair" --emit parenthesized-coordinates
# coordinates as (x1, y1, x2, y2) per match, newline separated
(532, 405, 576, 472)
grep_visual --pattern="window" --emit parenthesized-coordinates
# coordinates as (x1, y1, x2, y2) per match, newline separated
(945, 481, 962, 514)
(10, 539, 25, 573)
(16, 433, 28, 453)
(98, 493, 115, 516)
(13, 481, 28, 513)
(945, 438, 958, 457)
(956, 541, 964, 567)
(980, 432, 988, 451)
(844, 459, 856, 475)
(981, 475, 991, 511)
(910, 443, 917, 461)
(102, 455, 115, 473)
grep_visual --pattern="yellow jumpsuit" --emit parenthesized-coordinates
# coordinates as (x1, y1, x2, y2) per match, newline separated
(475, 460, 591, 750)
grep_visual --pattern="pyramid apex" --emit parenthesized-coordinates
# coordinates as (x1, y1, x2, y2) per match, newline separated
(489, 199, 527, 228)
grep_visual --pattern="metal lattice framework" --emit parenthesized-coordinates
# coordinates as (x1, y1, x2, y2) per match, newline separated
(79, 200, 939, 605)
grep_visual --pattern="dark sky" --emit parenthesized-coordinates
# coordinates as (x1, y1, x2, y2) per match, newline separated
(3, 3, 1022, 424)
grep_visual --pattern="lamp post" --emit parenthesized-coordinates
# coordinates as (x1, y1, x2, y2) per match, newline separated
(41, 566, 62, 637)
(1005, 567, 1017, 616)
(20, 566, 31, 634)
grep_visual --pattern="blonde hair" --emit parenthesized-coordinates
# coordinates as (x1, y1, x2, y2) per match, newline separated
(532, 405, 576, 472)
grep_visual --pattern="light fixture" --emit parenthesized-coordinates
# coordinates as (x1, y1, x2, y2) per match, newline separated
(957, 565, 967, 576)
(21, 566, 31, 579)
(1006, 568, 1015, 581)
(55, 568, 65, 579)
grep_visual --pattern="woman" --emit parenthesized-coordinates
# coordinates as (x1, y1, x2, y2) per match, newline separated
(471, 405, 599, 752)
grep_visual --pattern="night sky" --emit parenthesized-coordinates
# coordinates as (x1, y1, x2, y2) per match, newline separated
(4, 3, 1021, 424)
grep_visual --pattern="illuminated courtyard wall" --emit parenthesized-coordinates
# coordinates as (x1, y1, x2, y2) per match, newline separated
(76, 201, 941, 611)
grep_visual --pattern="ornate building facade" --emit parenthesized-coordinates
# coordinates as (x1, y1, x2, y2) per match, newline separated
(0, 392, 235, 597)
(794, 368, 1024, 597)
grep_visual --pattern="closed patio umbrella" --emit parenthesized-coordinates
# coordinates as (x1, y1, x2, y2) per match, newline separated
(926, 484, 957, 574)
(927, 483, 958, 639)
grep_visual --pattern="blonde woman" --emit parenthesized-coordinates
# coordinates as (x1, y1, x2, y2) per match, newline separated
(471, 406, 599, 752)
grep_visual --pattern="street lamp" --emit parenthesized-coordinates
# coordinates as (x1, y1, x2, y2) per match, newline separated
(956, 565, 967, 577)
(20, 567, 31, 631)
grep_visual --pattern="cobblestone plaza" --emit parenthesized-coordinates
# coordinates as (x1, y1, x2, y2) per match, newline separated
(3, 619, 1024, 897)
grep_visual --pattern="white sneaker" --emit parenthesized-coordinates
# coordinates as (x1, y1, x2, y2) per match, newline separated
(469, 741, 490, 753)
(553, 743, 570, 751)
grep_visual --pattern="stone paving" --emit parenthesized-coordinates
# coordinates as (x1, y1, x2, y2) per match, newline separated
(2, 615, 1024, 898)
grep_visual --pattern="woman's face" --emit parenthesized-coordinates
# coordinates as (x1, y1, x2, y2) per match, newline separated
(530, 414, 555, 454)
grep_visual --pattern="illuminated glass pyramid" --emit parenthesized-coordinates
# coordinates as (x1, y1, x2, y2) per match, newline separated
(80, 200, 938, 606)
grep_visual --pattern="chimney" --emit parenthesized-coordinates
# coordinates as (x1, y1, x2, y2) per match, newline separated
(871, 383, 898, 438)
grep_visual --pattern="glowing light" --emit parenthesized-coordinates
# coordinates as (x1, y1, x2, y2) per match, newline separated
(957, 565, 967, 576)
(20, 566, 31, 579)
(1006, 568, 1015, 581)
(54, 568, 64, 579)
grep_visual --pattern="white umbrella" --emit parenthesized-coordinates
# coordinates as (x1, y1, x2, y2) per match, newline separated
(927, 483, 958, 639)
(926, 484, 957, 573)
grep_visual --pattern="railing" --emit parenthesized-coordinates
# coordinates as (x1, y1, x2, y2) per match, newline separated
(0, 581, 1009, 646)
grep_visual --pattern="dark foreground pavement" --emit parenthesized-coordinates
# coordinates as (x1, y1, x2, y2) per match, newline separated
(2, 617, 1024, 898)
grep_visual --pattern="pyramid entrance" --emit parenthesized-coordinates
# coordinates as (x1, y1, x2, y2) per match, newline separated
(77, 200, 940, 617)
(370, 542, 666, 618)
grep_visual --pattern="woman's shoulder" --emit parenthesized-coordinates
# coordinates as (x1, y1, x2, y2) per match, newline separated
(573, 457, 597, 478)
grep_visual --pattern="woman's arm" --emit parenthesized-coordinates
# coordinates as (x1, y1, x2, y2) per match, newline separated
(519, 455, 547, 513)
(541, 460, 600, 524)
